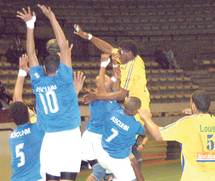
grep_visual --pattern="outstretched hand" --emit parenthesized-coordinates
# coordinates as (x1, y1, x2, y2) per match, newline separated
(83, 90, 98, 104)
(73, 71, 86, 95)
(38, 4, 55, 20)
(17, 7, 36, 22)
(19, 54, 30, 73)
(74, 24, 89, 39)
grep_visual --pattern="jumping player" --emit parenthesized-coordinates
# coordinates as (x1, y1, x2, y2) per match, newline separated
(17, 5, 81, 181)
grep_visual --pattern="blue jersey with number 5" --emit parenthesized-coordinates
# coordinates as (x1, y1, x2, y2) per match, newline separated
(9, 123, 45, 181)
(30, 62, 81, 132)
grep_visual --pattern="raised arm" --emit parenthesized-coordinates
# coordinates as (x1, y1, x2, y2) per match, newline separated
(13, 54, 29, 102)
(74, 24, 115, 54)
(38, 4, 71, 67)
(138, 109, 163, 141)
(17, 7, 39, 68)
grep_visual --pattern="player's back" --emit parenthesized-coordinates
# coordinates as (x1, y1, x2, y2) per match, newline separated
(102, 108, 144, 159)
(9, 123, 45, 181)
(30, 62, 81, 132)
(87, 100, 121, 134)
(181, 114, 215, 180)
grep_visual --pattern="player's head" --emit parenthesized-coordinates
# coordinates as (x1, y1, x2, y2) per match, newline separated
(123, 97, 141, 116)
(95, 74, 112, 92)
(43, 54, 60, 75)
(10, 101, 29, 126)
(190, 90, 210, 114)
(118, 40, 138, 64)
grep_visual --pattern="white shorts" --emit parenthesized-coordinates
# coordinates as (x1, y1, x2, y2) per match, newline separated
(81, 130, 102, 161)
(40, 127, 82, 177)
(96, 146, 136, 181)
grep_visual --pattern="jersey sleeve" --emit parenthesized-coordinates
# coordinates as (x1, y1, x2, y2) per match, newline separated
(160, 116, 190, 143)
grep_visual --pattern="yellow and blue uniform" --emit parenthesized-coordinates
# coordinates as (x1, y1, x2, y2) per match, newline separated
(160, 114, 215, 181)
(120, 55, 150, 125)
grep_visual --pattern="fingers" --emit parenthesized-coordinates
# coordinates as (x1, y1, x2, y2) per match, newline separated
(69, 44, 73, 51)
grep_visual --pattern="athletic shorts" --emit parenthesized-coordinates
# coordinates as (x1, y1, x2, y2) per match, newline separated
(40, 127, 82, 177)
(82, 130, 102, 161)
(96, 146, 136, 181)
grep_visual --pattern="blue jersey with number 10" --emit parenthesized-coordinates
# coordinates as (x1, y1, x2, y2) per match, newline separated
(30, 62, 81, 132)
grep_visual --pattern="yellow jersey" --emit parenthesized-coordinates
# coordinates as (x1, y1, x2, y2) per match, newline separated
(28, 107, 37, 123)
(160, 114, 215, 181)
(120, 55, 150, 124)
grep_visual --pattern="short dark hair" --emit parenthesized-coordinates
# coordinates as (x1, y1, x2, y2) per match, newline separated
(124, 97, 141, 110)
(44, 54, 60, 74)
(119, 40, 138, 57)
(191, 90, 210, 113)
(10, 101, 29, 126)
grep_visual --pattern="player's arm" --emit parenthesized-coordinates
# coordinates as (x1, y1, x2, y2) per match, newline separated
(74, 24, 115, 54)
(137, 133, 149, 152)
(38, 4, 71, 68)
(97, 53, 111, 94)
(84, 88, 128, 104)
(138, 109, 163, 141)
(73, 71, 86, 95)
(13, 54, 29, 102)
(17, 7, 39, 68)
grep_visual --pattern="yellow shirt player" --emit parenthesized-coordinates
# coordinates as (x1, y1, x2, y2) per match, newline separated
(82, 39, 151, 125)
(120, 54, 150, 125)
(139, 90, 215, 181)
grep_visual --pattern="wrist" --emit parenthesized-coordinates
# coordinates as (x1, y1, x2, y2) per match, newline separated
(18, 69, 27, 77)
(112, 63, 118, 68)
(111, 76, 117, 83)
(88, 34, 93, 40)
(26, 16, 36, 29)
(101, 58, 110, 67)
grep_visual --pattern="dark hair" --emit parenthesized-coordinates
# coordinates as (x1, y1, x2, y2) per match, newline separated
(10, 101, 29, 126)
(119, 40, 139, 57)
(44, 54, 60, 74)
(124, 96, 141, 110)
(191, 90, 210, 113)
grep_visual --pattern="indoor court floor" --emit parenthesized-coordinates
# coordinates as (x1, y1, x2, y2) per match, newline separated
(1, 156, 181, 181)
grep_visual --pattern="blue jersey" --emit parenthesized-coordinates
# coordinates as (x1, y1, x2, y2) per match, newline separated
(9, 123, 45, 181)
(86, 100, 121, 134)
(30, 62, 81, 132)
(102, 108, 144, 159)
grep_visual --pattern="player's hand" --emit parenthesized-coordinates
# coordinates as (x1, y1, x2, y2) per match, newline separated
(182, 108, 192, 115)
(111, 48, 120, 64)
(17, 7, 36, 22)
(38, 4, 55, 20)
(113, 65, 121, 79)
(73, 71, 86, 95)
(83, 90, 98, 104)
(138, 109, 152, 121)
(74, 24, 89, 39)
(101, 53, 110, 63)
(19, 54, 29, 73)
(137, 145, 144, 152)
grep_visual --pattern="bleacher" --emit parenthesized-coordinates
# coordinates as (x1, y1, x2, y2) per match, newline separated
(1, 0, 215, 160)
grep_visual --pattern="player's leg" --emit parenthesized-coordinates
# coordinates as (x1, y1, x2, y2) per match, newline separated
(86, 160, 106, 181)
(129, 153, 145, 181)
(61, 172, 78, 181)
(46, 173, 60, 181)
(59, 128, 82, 181)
